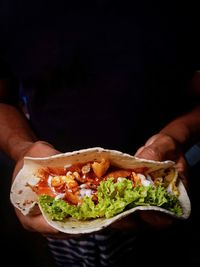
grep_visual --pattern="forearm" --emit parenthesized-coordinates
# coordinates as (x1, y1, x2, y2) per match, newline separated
(0, 103, 37, 161)
(160, 105, 200, 151)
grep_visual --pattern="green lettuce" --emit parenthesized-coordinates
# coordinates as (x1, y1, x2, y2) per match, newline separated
(38, 177, 182, 221)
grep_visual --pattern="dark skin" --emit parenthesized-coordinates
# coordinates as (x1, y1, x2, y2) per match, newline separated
(1, 77, 200, 238)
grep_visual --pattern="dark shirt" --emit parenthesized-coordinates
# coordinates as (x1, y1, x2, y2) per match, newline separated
(0, 0, 197, 153)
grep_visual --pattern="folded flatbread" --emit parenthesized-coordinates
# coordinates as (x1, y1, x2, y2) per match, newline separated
(10, 147, 191, 234)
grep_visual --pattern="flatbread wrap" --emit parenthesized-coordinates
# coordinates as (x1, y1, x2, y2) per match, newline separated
(10, 147, 191, 234)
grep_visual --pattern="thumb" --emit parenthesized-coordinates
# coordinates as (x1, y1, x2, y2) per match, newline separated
(135, 144, 163, 161)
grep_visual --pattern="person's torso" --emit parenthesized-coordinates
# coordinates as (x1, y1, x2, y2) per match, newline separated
(0, 0, 193, 152)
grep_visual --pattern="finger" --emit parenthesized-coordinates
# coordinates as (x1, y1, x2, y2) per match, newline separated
(15, 209, 59, 234)
(27, 141, 60, 157)
(135, 133, 180, 162)
(135, 146, 145, 156)
(175, 157, 189, 189)
(143, 134, 161, 146)
(135, 144, 163, 161)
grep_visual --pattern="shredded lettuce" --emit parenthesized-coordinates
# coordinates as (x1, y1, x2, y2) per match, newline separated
(38, 177, 182, 221)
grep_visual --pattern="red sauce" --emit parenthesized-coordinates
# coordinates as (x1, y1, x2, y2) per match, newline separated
(34, 161, 150, 203)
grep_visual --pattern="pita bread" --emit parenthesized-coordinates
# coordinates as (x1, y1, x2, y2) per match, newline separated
(10, 147, 191, 234)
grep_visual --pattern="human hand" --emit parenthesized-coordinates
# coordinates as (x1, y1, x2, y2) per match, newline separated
(112, 133, 188, 231)
(134, 133, 188, 230)
(12, 141, 81, 239)
(135, 133, 188, 188)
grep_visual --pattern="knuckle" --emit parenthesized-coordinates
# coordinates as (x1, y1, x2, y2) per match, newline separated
(142, 145, 162, 161)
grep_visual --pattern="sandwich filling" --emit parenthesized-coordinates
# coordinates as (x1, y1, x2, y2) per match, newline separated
(29, 158, 182, 221)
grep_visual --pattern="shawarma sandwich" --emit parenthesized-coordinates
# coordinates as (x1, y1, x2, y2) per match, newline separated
(10, 147, 191, 234)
